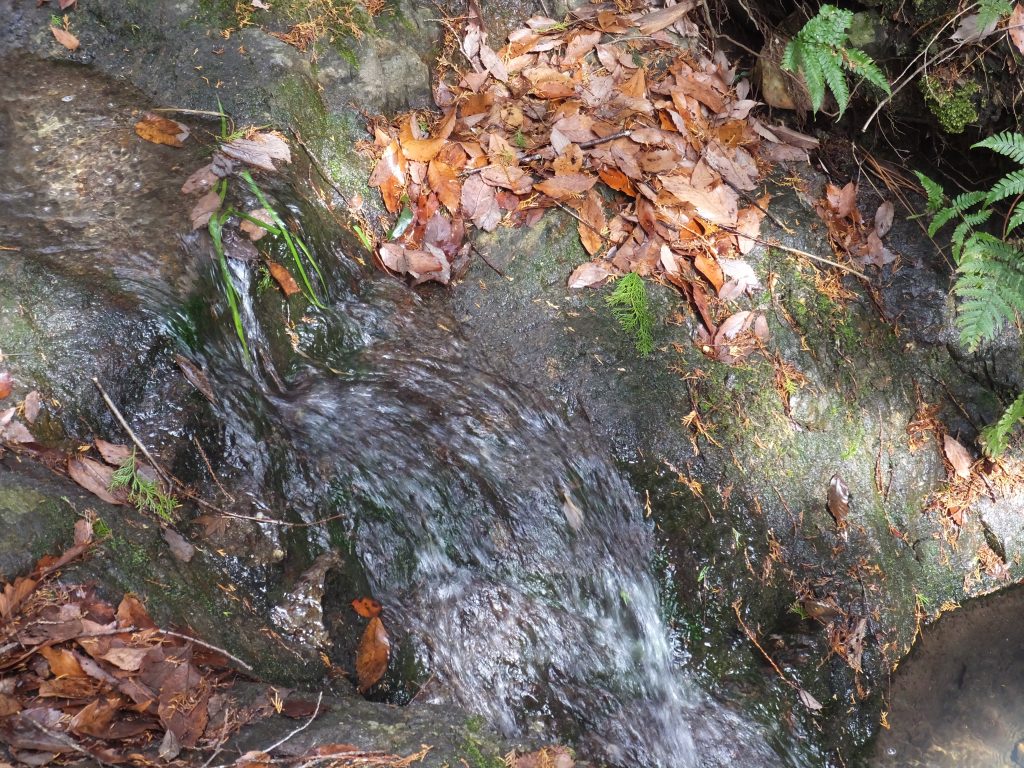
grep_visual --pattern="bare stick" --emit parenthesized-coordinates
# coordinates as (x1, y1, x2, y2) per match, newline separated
(732, 599, 799, 690)
(154, 628, 254, 672)
(92, 378, 171, 487)
(262, 691, 323, 753)
(716, 226, 870, 280)
(25, 718, 115, 765)
(469, 241, 507, 277)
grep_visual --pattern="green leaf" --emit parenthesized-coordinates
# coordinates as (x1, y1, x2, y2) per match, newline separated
(982, 390, 1024, 456)
(986, 168, 1024, 205)
(975, 131, 1024, 164)
(816, 47, 849, 115)
(914, 171, 946, 213)
(843, 48, 891, 95)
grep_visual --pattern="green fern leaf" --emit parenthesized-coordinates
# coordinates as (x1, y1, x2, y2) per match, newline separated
(800, 50, 827, 113)
(817, 48, 850, 115)
(986, 169, 1024, 205)
(843, 48, 892, 95)
(975, 0, 1013, 35)
(927, 190, 988, 236)
(914, 171, 946, 213)
(951, 208, 994, 260)
(954, 233, 1024, 348)
(1006, 204, 1024, 236)
(974, 131, 1024, 165)
(981, 390, 1024, 457)
(781, 40, 797, 71)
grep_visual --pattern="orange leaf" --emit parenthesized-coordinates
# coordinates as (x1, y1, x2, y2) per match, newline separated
(351, 597, 382, 618)
(356, 616, 390, 693)
(694, 253, 724, 291)
(599, 166, 636, 196)
(535, 173, 597, 201)
(368, 141, 407, 214)
(134, 113, 190, 148)
(267, 261, 300, 296)
(399, 110, 456, 163)
(50, 26, 80, 51)
(427, 160, 462, 214)
(0, 371, 11, 400)
(39, 647, 86, 678)
(576, 190, 606, 256)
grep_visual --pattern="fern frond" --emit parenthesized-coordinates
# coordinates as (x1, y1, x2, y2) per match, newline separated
(1006, 204, 1024, 236)
(914, 171, 946, 213)
(928, 191, 988, 236)
(975, 0, 1013, 35)
(782, 40, 797, 71)
(800, 50, 827, 113)
(817, 48, 850, 115)
(607, 272, 655, 356)
(986, 169, 1024, 205)
(981, 390, 1024, 457)
(954, 233, 1024, 348)
(951, 208, 994, 260)
(974, 131, 1024, 164)
(843, 48, 892, 95)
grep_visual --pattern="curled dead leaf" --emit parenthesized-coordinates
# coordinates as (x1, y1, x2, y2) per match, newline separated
(567, 261, 616, 289)
(135, 113, 190, 148)
(356, 616, 390, 693)
(241, 208, 275, 241)
(827, 473, 849, 532)
(266, 261, 300, 297)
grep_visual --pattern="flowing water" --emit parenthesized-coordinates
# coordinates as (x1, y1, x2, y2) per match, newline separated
(1, 56, 781, 766)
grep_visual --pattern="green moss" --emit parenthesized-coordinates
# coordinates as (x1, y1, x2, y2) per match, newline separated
(457, 717, 505, 768)
(921, 75, 980, 134)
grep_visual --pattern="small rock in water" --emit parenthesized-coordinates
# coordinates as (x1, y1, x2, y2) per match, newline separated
(1013, 740, 1024, 766)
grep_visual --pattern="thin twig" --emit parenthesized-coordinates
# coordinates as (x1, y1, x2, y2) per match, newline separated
(469, 240, 507, 277)
(732, 599, 799, 691)
(25, 718, 114, 765)
(721, 178, 795, 234)
(193, 436, 236, 503)
(289, 127, 351, 208)
(92, 378, 172, 488)
(717, 226, 870, 280)
(262, 691, 322, 753)
(154, 628, 254, 672)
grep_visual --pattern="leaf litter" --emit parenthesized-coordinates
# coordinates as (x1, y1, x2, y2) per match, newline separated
(361, 0, 822, 355)
(0, 525, 432, 767)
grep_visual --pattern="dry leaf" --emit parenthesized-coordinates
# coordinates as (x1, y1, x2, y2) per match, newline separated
(874, 200, 895, 238)
(68, 457, 126, 506)
(240, 208, 275, 241)
(827, 473, 849, 532)
(0, 371, 11, 400)
(399, 111, 456, 163)
(369, 141, 407, 214)
(22, 390, 42, 424)
(535, 173, 597, 201)
(461, 175, 502, 231)
(221, 131, 291, 171)
(356, 617, 390, 693)
(798, 688, 823, 712)
(1011, 4, 1024, 54)
(576, 191, 606, 256)
(94, 439, 133, 467)
(943, 434, 973, 479)
(135, 113, 189, 147)
(427, 160, 462, 214)
(266, 261, 300, 296)
(50, 26, 80, 51)
(162, 527, 196, 563)
(567, 261, 615, 289)
(190, 190, 221, 230)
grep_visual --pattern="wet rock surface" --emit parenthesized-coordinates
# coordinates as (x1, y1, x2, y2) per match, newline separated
(4, 2, 1024, 766)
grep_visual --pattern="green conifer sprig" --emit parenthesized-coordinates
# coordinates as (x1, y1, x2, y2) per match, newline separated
(606, 272, 655, 357)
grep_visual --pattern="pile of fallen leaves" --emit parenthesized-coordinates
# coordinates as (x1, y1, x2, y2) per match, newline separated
(0, 523, 427, 767)
(362, 0, 817, 350)
(0, 520, 238, 764)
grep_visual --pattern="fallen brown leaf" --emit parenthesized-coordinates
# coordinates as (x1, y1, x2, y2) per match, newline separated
(356, 616, 390, 693)
(266, 261, 300, 296)
(50, 26, 80, 51)
(943, 434, 973, 479)
(68, 457, 126, 506)
(134, 113, 189, 148)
